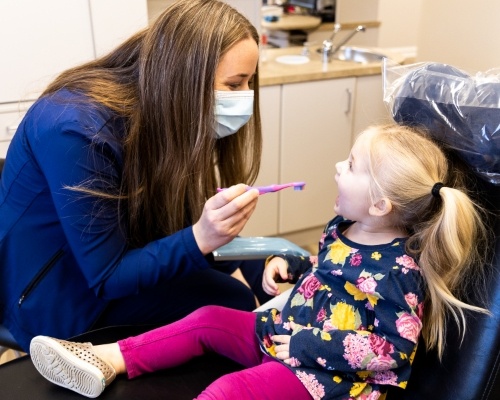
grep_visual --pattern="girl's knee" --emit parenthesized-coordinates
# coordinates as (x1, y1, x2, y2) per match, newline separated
(195, 373, 245, 400)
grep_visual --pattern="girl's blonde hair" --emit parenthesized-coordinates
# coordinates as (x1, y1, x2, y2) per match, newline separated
(362, 123, 490, 358)
(42, 0, 262, 247)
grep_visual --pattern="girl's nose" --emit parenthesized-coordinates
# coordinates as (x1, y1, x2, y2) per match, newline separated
(336, 160, 345, 173)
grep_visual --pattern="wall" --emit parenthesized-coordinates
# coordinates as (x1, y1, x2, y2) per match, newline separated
(335, 0, 422, 48)
(417, 0, 500, 71)
(376, 0, 422, 48)
(90, 0, 149, 56)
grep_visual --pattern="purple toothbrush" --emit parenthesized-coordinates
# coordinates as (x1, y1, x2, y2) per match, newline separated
(217, 181, 306, 195)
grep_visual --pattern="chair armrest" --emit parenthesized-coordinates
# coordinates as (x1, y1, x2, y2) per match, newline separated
(213, 237, 310, 261)
(254, 287, 293, 312)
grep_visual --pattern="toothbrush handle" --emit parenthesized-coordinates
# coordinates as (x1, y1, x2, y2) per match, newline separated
(216, 185, 279, 194)
(216, 182, 305, 195)
(256, 184, 289, 194)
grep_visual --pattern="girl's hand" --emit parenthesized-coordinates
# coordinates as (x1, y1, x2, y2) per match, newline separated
(272, 334, 291, 363)
(193, 184, 259, 255)
(272, 322, 299, 364)
(262, 257, 289, 296)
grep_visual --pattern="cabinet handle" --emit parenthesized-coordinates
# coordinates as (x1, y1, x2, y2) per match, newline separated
(345, 88, 352, 115)
(6, 124, 18, 137)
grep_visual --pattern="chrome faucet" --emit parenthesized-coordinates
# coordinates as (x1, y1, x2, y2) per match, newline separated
(320, 24, 366, 62)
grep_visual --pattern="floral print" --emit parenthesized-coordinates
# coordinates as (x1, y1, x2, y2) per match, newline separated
(344, 270, 386, 306)
(395, 312, 422, 343)
(328, 302, 360, 331)
(256, 216, 426, 399)
(325, 240, 352, 266)
(296, 371, 326, 400)
(396, 254, 420, 273)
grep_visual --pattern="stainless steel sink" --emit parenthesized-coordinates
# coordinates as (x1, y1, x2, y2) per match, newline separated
(333, 46, 386, 63)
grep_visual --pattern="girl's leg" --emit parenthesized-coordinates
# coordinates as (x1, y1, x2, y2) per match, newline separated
(118, 305, 263, 379)
(197, 358, 312, 400)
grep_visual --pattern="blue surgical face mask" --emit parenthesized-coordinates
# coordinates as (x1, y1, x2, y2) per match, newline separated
(214, 90, 254, 139)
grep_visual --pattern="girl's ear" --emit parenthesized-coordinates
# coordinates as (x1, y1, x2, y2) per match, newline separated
(369, 198, 393, 216)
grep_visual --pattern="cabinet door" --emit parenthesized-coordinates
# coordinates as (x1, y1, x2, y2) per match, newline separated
(279, 78, 355, 233)
(241, 85, 281, 237)
(352, 75, 391, 140)
(0, 0, 95, 104)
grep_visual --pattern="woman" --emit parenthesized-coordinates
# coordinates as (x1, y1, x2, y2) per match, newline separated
(0, 0, 266, 352)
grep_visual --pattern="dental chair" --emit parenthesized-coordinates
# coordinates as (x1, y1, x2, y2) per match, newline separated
(387, 167, 500, 399)
(384, 61, 500, 399)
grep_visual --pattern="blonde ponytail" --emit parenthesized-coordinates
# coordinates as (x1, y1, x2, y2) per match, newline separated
(415, 186, 489, 356)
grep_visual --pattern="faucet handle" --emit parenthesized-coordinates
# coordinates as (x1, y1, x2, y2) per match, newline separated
(301, 41, 317, 57)
(326, 23, 342, 43)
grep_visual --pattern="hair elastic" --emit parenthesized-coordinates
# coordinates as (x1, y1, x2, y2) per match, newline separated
(431, 182, 444, 197)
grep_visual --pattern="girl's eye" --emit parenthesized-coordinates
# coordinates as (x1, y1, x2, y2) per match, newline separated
(348, 161, 353, 170)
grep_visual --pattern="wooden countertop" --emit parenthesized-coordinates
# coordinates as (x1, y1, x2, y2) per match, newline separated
(259, 46, 407, 87)
(262, 14, 322, 31)
(261, 15, 380, 32)
(316, 21, 381, 32)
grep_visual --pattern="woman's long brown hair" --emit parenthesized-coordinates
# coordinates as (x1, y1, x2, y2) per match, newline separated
(42, 0, 262, 247)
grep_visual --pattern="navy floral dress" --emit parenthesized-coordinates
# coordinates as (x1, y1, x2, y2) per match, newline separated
(255, 216, 426, 400)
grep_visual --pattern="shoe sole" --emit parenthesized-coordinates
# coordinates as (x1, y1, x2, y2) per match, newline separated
(30, 336, 105, 398)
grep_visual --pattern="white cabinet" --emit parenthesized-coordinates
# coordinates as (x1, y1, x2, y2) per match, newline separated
(241, 85, 281, 237)
(0, 0, 148, 103)
(243, 78, 355, 238)
(352, 75, 391, 140)
(0, 0, 95, 104)
(279, 78, 354, 233)
(0, 0, 148, 157)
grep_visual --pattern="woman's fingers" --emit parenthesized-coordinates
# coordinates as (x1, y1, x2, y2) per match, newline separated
(193, 184, 259, 254)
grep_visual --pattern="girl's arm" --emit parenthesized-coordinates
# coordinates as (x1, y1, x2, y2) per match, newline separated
(262, 254, 317, 296)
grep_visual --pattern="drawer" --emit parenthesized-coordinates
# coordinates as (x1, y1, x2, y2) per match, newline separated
(0, 101, 34, 159)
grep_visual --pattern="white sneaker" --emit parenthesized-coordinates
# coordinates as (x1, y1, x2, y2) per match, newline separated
(30, 336, 116, 398)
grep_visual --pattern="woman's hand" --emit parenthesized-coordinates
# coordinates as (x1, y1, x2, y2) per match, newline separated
(262, 257, 289, 296)
(193, 184, 259, 255)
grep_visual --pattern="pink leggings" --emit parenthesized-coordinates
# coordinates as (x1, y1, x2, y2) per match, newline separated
(118, 305, 312, 400)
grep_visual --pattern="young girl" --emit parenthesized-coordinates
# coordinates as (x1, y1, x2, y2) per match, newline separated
(30, 124, 489, 399)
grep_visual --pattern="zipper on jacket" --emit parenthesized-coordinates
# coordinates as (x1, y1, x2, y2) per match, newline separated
(18, 249, 64, 306)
